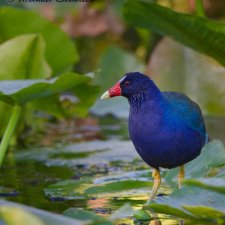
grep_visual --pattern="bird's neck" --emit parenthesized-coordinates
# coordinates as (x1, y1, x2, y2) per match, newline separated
(128, 84, 165, 113)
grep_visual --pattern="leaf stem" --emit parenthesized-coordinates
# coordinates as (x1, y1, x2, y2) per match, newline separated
(0, 105, 22, 167)
(195, 0, 206, 17)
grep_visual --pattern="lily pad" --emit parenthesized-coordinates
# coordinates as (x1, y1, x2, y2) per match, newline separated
(15, 140, 138, 167)
(165, 140, 225, 184)
(148, 181, 225, 223)
(64, 208, 114, 225)
(44, 179, 89, 200)
(85, 180, 152, 196)
(185, 177, 225, 194)
(110, 204, 135, 220)
(64, 208, 100, 221)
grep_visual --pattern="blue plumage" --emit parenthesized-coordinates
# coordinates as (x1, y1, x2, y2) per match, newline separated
(100, 71, 208, 201)
(119, 72, 207, 169)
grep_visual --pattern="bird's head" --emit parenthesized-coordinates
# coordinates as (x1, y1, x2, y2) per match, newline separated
(100, 72, 159, 101)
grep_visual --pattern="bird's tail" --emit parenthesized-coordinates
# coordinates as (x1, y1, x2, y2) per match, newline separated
(205, 134, 211, 144)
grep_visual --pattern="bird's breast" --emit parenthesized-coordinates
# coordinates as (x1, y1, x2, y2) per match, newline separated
(128, 109, 203, 169)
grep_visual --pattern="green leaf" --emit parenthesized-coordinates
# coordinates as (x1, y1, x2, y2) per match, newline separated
(0, 199, 85, 225)
(165, 140, 225, 183)
(92, 46, 144, 118)
(133, 209, 151, 221)
(72, 82, 101, 117)
(0, 7, 78, 74)
(44, 179, 89, 200)
(0, 34, 51, 79)
(110, 204, 135, 220)
(85, 180, 152, 195)
(124, 0, 225, 66)
(95, 46, 144, 92)
(64, 208, 100, 221)
(0, 73, 89, 106)
(185, 177, 225, 194)
(63, 208, 114, 225)
(0, 206, 45, 225)
(147, 183, 225, 222)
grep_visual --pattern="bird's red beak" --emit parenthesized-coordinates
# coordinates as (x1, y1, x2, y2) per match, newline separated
(100, 82, 121, 99)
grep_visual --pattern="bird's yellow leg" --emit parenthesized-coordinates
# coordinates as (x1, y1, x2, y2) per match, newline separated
(178, 165, 185, 189)
(147, 169, 161, 204)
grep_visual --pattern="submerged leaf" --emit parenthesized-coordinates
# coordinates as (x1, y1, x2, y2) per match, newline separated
(44, 179, 89, 200)
(63, 208, 114, 225)
(64, 208, 100, 221)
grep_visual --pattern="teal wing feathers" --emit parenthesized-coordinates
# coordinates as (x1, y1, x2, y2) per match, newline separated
(163, 91, 207, 143)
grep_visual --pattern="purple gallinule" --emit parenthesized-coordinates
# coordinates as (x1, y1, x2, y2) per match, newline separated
(100, 72, 208, 203)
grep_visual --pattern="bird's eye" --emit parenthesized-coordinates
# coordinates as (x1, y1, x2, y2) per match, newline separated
(124, 81, 130, 86)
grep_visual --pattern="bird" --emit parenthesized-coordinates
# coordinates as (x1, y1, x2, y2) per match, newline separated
(100, 72, 208, 204)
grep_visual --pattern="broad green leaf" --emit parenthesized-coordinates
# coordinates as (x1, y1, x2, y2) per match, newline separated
(0, 206, 44, 225)
(0, 7, 78, 74)
(147, 183, 225, 222)
(85, 180, 152, 195)
(0, 34, 50, 79)
(110, 204, 135, 220)
(44, 179, 151, 200)
(185, 177, 225, 194)
(124, 0, 225, 66)
(0, 199, 84, 225)
(95, 46, 144, 92)
(0, 73, 89, 106)
(72, 82, 101, 117)
(165, 140, 225, 183)
(92, 46, 144, 118)
(44, 179, 90, 200)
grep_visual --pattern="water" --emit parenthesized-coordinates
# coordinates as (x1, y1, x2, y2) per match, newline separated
(0, 115, 224, 224)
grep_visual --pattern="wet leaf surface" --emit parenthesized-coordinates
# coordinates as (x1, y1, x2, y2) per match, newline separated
(165, 140, 225, 183)
(1, 116, 225, 224)
(148, 181, 225, 223)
